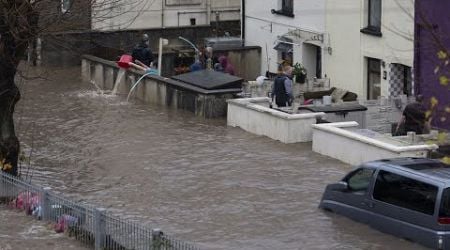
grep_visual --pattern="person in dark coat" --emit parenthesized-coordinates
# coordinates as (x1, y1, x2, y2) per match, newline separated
(395, 95, 430, 135)
(132, 34, 154, 67)
(271, 65, 293, 107)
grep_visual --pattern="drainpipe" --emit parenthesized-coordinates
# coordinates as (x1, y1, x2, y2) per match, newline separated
(161, 0, 164, 28)
(206, 0, 211, 25)
(241, 0, 245, 45)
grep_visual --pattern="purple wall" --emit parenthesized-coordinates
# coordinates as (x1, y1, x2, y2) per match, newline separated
(414, 0, 450, 130)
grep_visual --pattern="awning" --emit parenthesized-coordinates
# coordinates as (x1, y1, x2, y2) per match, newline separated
(273, 41, 293, 53)
(274, 37, 293, 53)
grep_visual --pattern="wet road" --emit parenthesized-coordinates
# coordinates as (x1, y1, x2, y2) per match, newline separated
(12, 66, 428, 249)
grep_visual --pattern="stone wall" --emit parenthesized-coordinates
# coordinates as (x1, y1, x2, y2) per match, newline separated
(312, 122, 438, 165)
(41, 21, 240, 66)
(82, 55, 241, 118)
(227, 98, 325, 143)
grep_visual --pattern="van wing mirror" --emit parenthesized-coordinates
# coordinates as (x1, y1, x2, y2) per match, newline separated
(329, 181, 348, 191)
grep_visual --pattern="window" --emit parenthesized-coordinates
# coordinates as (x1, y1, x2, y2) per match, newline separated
(345, 168, 375, 192)
(440, 188, 450, 218)
(282, 0, 294, 16)
(271, 0, 294, 18)
(373, 171, 438, 215)
(361, 0, 382, 36)
(61, 0, 71, 13)
(367, 58, 381, 100)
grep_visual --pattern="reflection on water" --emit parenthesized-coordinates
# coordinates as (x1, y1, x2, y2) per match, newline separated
(14, 66, 428, 250)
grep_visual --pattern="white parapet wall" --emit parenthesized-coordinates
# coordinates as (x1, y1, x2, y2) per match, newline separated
(312, 122, 439, 165)
(227, 97, 326, 143)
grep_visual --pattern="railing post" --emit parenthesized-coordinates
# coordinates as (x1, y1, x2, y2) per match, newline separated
(94, 208, 106, 250)
(152, 228, 163, 250)
(40, 187, 51, 221)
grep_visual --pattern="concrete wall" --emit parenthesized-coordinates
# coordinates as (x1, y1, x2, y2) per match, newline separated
(312, 122, 437, 165)
(325, 0, 414, 100)
(40, 21, 240, 66)
(92, 0, 240, 31)
(82, 55, 240, 118)
(227, 97, 325, 143)
(244, 0, 326, 75)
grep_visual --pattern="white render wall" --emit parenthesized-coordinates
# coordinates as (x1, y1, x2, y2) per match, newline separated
(227, 97, 325, 143)
(312, 122, 437, 166)
(244, 0, 326, 75)
(92, 0, 240, 31)
(324, 0, 414, 100)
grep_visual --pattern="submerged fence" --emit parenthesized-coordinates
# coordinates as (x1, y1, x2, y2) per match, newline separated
(0, 171, 200, 250)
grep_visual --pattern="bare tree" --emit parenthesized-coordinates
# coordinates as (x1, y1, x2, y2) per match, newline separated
(0, 0, 147, 176)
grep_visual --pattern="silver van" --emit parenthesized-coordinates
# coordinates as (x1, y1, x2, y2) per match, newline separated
(320, 157, 450, 250)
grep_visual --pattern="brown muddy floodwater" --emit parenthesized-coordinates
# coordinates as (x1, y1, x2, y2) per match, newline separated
(12, 66, 428, 250)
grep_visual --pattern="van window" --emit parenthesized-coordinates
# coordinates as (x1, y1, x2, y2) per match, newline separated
(440, 188, 450, 217)
(345, 168, 375, 192)
(373, 170, 437, 215)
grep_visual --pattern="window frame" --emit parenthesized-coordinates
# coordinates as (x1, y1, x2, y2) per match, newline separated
(344, 168, 375, 193)
(271, 0, 294, 18)
(360, 0, 382, 37)
(61, 0, 72, 13)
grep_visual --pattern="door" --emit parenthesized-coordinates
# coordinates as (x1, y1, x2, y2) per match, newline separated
(323, 167, 376, 223)
(369, 170, 439, 247)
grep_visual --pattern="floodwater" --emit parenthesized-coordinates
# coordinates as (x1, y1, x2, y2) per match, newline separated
(0, 206, 85, 250)
(12, 66, 428, 250)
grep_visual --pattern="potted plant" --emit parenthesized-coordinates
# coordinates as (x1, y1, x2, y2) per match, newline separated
(293, 62, 307, 83)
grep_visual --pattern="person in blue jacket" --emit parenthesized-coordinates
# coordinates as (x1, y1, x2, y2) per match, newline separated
(271, 65, 293, 107)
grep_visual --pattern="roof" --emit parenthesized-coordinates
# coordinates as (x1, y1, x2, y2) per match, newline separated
(171, 70, 243, 90)
(365, 158, 450, 185)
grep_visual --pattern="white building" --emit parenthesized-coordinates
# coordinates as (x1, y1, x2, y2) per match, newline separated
(243, 0, 327, 79)
(92, 0, 240, 30)
(325, 0, 414, 100)
(244, 0, 414, 101)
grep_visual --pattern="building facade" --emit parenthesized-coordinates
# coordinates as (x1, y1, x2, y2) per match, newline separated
(92, 0, 240, 30)
(414, 0, 450, 130)
(325, 0, 414, 100)
(243, 0, 327, 79)
(243, 0, 415, 101)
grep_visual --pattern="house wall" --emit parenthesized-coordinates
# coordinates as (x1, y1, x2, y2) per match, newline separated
(415, 0, 450, 130)
(325, 0, 414, 100)
(244, 0, 326, 75)
(92, 0, 240, 31)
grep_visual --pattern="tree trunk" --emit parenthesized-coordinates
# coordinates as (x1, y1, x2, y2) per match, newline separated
(0, 1, 37, 176)
(0, 61, 21, 176)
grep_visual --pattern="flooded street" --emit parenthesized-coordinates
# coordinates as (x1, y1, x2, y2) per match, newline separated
(0, 206, 85, 250)
(12, 66, 427, 250)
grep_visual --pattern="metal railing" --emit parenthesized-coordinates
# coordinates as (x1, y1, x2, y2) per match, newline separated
(0, 171, 200, 250)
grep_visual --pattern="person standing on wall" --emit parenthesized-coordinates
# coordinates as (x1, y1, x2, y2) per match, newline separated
(271, 65, 293, 107)
(132, 34, 154, 67)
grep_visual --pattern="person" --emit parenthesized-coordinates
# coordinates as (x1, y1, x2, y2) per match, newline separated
(131, 34, 154, 67)
(128, 60, 159, 75)
(189, 59, 203, 72)
(395, 95, 430, 135)
(218, 55, 235, 75)
(271, 65, 293, 107)
(213, 62, 224, 72)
